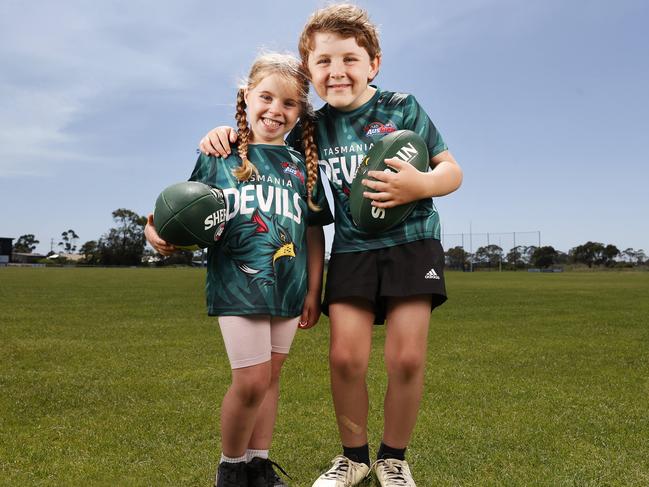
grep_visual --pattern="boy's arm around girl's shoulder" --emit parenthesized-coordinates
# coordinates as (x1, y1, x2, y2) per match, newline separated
(198, 123, 304, 157)
(199, 126, 238, 158)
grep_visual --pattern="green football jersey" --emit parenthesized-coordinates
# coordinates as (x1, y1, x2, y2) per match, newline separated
(190, 144, 332, 317)
(288, 87, 447, 254)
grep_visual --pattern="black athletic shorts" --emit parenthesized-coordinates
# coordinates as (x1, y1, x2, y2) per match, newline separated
(323, 238, 447, 325)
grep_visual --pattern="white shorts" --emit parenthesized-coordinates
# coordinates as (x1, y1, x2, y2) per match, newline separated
(217, 315, 300, 369)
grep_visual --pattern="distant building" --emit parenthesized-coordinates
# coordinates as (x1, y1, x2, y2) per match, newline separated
(11, 252, 46, 264)
(0, 237, 13, 265)
(47, 253, 84, 262)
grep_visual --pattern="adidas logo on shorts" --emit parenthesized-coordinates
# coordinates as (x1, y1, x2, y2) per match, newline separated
(425, 268, 440, 280)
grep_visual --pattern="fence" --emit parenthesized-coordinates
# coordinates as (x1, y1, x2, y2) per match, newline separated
(441, 231, 542, 271)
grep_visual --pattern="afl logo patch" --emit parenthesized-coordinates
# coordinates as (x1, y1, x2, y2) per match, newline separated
(281, 162, 305, 183)
(364, 121, 397, 137)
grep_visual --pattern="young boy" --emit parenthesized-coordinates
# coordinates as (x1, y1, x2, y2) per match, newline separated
(200, 5, 463, 486)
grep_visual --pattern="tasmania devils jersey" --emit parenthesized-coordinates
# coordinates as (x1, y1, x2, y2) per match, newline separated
(190, 144, 332, 317)
(287, 87, 447, 254)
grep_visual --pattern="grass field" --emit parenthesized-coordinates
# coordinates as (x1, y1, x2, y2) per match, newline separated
(1, 268, 648, 486)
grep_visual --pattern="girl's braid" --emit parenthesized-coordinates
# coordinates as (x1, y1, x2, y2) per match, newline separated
(300, 113, 320, 211)
(232, 88, 258, 181)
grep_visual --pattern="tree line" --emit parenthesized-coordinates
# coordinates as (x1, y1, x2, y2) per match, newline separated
(445, 242, 647, 270)
(12, 209, 194, 266)
(11, 209, 648, 269)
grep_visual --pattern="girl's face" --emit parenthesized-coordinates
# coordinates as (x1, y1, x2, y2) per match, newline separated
(245, 73, 302, 145)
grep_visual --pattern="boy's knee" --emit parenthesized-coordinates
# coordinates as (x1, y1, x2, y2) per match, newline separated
(330, 347, 367, 381)
(386, 352, 425, 381)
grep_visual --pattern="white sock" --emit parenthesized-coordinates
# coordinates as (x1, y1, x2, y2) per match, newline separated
(247, 449, 269, 461)
(220, 453, 247, 464)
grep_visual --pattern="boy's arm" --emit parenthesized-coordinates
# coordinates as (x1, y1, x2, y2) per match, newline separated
(299, 225, 325, 329)
(362, 150, 463, 209)
(199, 126, 238, 157)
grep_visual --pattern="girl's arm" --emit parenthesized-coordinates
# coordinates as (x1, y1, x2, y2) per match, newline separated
(144, 214, 177, 256)
(299, 225, 325, 329)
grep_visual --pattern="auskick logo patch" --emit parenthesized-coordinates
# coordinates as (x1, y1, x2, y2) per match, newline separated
(364, 121, 397, 137)
(281, 162, 305, 183)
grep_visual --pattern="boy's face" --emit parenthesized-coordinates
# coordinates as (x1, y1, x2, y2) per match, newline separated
(307, 32, 380, 112)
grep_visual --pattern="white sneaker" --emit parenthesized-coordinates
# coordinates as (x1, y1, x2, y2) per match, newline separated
(312, 455, 370, 486)
(372, 458, 416, 487)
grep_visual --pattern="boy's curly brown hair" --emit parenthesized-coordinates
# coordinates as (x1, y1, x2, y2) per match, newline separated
(298, 3, 381, 68)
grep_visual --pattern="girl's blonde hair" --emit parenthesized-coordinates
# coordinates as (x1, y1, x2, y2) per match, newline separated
(234, 52, 320, 211)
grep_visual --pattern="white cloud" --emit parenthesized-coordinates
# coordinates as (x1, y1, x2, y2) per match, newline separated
(0, 0, 241, 177)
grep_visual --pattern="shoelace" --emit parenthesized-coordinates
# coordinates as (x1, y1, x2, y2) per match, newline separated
(377, 459, 410, 486)
(262, 458, 291, 482)
(322, 456, 351, 480)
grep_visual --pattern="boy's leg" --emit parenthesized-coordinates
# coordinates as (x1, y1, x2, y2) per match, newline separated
(382, 295, 431, 448)
(312, 299, 374, 486)
(376, 239, 445, 451)
(369, 296, 430, 487)
(315, 246, 380, 486)
(329, 298, 375, 448)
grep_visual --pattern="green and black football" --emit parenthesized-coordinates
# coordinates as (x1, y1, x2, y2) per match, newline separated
(153, 181, 227, 250)
(350, 130, 430, 233)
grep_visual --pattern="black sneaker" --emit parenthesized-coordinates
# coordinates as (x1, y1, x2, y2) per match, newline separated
(214, 461, 248, 487)
(246, 457, 290, 487)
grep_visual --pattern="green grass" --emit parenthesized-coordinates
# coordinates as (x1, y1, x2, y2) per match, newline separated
(1, 268, 648, 486)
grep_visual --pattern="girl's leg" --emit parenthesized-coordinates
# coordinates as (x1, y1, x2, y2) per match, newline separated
(220, 360, 272, 457)
(218, 315, 275, 457)
(328, 298, 374, 447)
(247, 315, 298, 450)
(247, 352, 287, 450)
(382, 295, 432, 448)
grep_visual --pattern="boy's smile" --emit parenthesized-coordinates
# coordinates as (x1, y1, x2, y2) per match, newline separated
(307, 32, 380, 112)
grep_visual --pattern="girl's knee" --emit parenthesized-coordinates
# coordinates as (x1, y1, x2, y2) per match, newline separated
(231, 367, 272, 406)
(270, 353, 288, 383)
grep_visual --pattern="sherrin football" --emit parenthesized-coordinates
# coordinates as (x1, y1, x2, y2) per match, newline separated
(153, 181, 227, 250)
(350, 130, 430, 233)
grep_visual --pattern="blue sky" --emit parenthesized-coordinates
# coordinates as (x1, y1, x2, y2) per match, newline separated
(1, 0, 647, 255)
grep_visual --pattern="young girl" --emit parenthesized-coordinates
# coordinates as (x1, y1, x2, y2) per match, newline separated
(146, 52, 332, 487)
